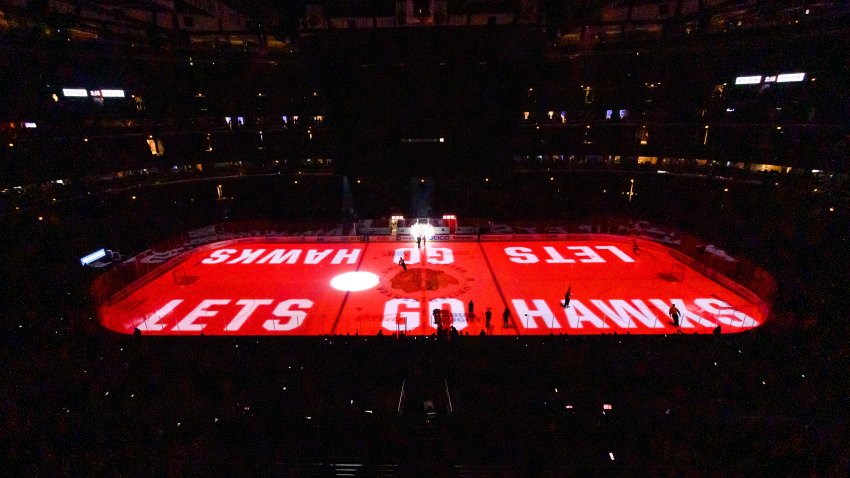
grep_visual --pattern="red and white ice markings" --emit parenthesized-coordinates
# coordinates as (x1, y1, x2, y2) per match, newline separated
(513, 299, 563, 328)
(136, 299, 183, 331)
(175, 299, 230, 331)
(133, 296, 756, 334)
(201, 248, 362, 265)
(381, 298, 420, 333)
(392, 247, 454, 264)
(381, 297, 467, 333)
(651, 299, 715, 328)
(693, 298, 760, 327)
(224, 299, 274, 331)
(263, 299, 314, 331)
(504, 245, 635, 264)
(102, 240, 767, 335)
(509, 298, 759, 331)
(592, 300, 663, 329)
(135, 298, 315, 333)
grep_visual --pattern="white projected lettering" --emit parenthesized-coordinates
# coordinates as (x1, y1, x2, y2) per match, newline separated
(505, 246, 539, 263)
(382, 298, 420, 332)
(137, 299, 183, 331)
(134, 298, 317, 333)
(393, 247, 455, 265)
(505, 298, 755, 331)
(264, 299, 313, 331)
(201, 248, 362, 265)
(174, 299, 230, 331)
(130, 295, 757, 334)
(224, 299, 274, 331)
(505, 245, 635, 264)
(105, 239, 768, 336)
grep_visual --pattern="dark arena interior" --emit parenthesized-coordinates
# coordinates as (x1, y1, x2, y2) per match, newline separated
(2, 1, 850, 476)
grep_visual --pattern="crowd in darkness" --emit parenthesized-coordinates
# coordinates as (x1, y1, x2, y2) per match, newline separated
(3, 306, 848, 476)
(1, 169, 849, 476)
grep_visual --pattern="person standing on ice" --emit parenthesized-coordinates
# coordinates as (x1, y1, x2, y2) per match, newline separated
(669, 304, 681, 327)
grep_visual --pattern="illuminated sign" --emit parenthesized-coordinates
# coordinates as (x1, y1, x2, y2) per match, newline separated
(734, 76, 762, 85)
(98, 240, 768, 336)
(777, 72, 805, 83)
(62, 88, 88, 97)
(401, 138, 444, 143)
(100, 89, 126, 98)
(736, 72, 806, 85)
(62, 88, 127, 98)
(81, 248, 107, 266)
(23, 122, 37, 128)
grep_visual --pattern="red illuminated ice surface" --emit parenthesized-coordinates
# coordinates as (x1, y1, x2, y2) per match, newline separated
(98, 239, 768, 335)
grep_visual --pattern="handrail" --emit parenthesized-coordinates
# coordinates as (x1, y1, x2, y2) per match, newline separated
(397, 380, 405, 415)
(445, 379, 453, 415)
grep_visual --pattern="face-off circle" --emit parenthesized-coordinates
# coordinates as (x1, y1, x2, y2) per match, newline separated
(376, 263, 473, 299)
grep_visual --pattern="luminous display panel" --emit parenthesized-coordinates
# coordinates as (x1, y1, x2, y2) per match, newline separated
(81, 248, 107, 266)
(734, 76, 762, 85)
(100, 89, 126, 97)
(776, 72, 805, 83)
(62, 88, 88, 97)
